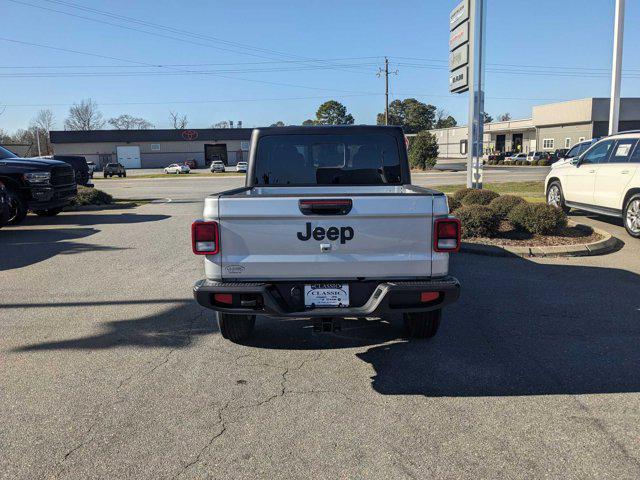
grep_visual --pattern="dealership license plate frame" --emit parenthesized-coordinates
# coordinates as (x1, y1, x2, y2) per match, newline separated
(304, 284, 349, 308)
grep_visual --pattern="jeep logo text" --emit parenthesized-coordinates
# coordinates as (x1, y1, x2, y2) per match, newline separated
(297, 222, 354, 244)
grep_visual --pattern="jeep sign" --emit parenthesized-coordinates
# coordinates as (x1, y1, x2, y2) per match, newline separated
(449, 44, 469, 71)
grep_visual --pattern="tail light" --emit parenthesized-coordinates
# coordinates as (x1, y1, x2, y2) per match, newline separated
(192, 221, 219, 255)
(434, 218, 461, 253)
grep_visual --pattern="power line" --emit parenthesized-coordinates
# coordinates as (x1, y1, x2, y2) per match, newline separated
(8, 0, 373, 75)
(0, 36, 381, 94)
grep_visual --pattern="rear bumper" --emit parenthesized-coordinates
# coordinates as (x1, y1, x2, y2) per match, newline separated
(193, 277, 460, 318)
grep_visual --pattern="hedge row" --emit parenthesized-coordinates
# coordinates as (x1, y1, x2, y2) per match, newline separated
(450, 188, 566, 238)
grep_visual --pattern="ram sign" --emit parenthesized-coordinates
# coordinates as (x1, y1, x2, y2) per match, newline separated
(449, 66, 468, 92)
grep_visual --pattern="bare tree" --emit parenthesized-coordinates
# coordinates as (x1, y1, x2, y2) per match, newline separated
(169, 111, 188, 129)
(497, 112, 512, 122)
(64, 99, 105, 131)
(30, 109, 55, 154)
(213, 121, 230, 129)
(108, 114, 154, 130)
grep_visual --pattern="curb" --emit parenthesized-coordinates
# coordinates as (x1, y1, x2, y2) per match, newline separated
(63, 202, 137, 212)
(460, 222, 621, 258)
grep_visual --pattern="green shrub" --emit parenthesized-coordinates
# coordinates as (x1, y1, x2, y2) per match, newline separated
(71, 186, 114, 206)
(530, 160, 539, 166)
(508, 203, 567, 235)
(538, 159, 550, 166)
(461, 189, 500, 206)
(497, 159, 504, 165)
(489, 195, 525, 220)
(455, 205, 501, 239)
(452, 187, 476, 202)
(518, 160, 526, 166)
(447, 195, 461, 212)
(408, 130, 439, 170)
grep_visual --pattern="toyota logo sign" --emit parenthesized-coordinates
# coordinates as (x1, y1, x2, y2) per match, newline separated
(182, 130, 198, 141)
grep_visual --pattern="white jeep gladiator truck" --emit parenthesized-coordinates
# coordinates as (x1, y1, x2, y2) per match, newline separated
(192, 126, 460, 342)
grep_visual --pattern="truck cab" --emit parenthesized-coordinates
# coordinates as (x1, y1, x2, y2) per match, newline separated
(192, 126, 460, 342)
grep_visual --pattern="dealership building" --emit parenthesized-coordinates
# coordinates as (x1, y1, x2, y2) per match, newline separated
(49, 128, 253, 169)
(430, 98, 640, 159)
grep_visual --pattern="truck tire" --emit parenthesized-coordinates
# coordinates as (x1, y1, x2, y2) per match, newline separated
(6, 189, 28, 225)
(217, 313, 256, 342)
(403, 310, 441, 339)
(33, 207, 63, 217)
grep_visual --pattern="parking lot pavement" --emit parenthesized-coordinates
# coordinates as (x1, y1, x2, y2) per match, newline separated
(2, 192, 640, 479)
(93, 167, 550, 202)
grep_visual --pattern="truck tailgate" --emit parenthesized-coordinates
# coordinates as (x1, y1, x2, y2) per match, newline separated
(209, 189, 437, 280)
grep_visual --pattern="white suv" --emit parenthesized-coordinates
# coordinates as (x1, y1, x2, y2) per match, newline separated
(545, 131, 640, 238)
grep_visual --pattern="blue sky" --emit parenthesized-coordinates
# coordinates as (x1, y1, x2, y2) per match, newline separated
(1, 0, 639, 132)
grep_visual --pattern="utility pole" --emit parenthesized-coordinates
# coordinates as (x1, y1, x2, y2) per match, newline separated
(34, 127, 42, 156)
(609, 0, 625, 135)
(378, 57, 398, 125)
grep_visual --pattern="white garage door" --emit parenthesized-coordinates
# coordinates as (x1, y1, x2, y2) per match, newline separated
(116, 146, 141, 169)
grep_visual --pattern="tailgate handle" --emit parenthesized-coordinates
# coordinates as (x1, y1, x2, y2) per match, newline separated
(299, 199, 352, 216)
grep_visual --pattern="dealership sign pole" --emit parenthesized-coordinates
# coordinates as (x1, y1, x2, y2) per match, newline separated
(449, 0, 486, 189)
(608, 0, 625, 135)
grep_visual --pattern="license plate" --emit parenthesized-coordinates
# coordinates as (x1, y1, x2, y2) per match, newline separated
(304, 284, 349, 308)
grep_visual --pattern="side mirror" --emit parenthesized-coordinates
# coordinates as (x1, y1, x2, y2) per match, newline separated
(570, 157, 580, 166)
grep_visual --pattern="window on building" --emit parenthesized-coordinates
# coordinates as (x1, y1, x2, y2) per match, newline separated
(578, 137, 586, 142)
(151, 144, 160, 151)
(565, 138, 571, 148)
(542, 138, 555, 150)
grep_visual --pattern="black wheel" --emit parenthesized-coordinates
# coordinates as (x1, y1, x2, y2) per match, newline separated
(623, 193, 640, 239)
(403, 310, 441, 339)
(33, 207, 63, 217)
(547, 181, 570, 214)
(217, 312, 256, 342)
(6, 189, 28, 225)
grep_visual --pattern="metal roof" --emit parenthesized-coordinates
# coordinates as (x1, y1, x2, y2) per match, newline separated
(50, 128, 254, 144)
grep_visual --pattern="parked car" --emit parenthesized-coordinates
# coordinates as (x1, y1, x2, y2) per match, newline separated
(165, 163, 190, 174)
(505, 153, 527, 164)
(32, 155, 92, 186)
(546, 131, 640, 238)
(235, 161, 248, 173)
(0, 180, 10, 228)
(192, 126, 461, 342)
(555, 139, 595, 165)
(184, 159, 197, 169)
(210, 161, 226, 173)
(87, 161, 96, 178)
(526, 151, 547, 162)
(0, 145, 77, 224)
(104, 162, 126, 178)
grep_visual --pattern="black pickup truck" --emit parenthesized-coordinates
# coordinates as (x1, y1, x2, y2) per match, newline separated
(0, 145, 77, 225)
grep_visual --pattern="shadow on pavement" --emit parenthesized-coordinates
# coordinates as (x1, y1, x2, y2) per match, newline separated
(21, 212, 170, 227)
(10, 253, 640, 397)
(0, 228, 126, 271)
(241, 253, 640, 397)
(12, 301, 218, 352)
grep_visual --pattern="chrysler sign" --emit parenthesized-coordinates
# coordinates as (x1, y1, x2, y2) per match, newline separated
(449, 0, 469, 30)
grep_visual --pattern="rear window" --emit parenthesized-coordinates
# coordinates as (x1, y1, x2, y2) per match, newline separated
(253, 134, 402, 185)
